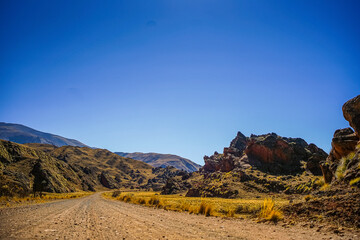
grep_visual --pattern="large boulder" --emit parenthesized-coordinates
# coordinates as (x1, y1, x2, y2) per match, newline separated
(327, 128, 359, 164)
(343, 95, 360, 137)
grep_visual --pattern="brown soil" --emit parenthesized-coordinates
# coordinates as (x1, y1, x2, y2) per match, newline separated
(0, 193, 358, 240)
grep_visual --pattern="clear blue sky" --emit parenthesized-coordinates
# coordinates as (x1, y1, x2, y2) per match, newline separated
(1, 1, 359, 165)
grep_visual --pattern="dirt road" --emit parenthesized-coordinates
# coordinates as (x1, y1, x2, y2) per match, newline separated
(0, 193, 358, 240)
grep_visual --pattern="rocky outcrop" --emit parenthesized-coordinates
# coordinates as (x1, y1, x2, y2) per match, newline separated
(202, 151, 235, 173)
(322, 94, 360, 185)
(230, 131, 248, 152)
(244, 133, 320, 174)
(0, 140, 81, 196)
(99, 171, 119, 189)
(343, 95, 360, 137)
(326, 128, 358, 169)
(201, 132, 327, 175)
(161, 178, 191, 195)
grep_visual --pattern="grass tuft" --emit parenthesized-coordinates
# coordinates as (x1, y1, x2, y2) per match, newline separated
(336, 152, 356, 180)
(258, 198, 283, 223)
(198, 201, 213, 216)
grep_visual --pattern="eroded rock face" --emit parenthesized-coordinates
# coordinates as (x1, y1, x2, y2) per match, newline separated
(230, 131, 248, 152)
(99, 171, 119, 189)
(201, 152, 235, 172)
(321, 95, 360, 185)
(343, 95, 360, 137)
(245, 133, 324, 174)
(327, 128, 359, 164)
(201, 132, 327, 175)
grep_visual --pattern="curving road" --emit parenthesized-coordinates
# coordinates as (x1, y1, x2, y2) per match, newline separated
(0, 193, 356, 240)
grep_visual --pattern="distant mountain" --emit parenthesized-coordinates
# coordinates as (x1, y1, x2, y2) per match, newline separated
(0, 122, 88, 147)
(115, 152, 201, 172)
(0, 140, 185, 196)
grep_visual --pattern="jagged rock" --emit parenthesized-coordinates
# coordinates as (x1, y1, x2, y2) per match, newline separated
(161, 178, 191, 195)
(201, 132, 326, 175)
(99, 171, 119, 189)
(185, 188, 201, 197)
(324, 128, 359, 179)
(329, 128, 358, 161)
(230, 131, 248, 151)
(320, 163, 333, 184)
(306, 144, 328, 175)
(343, 95, 360, 137)
(202, 152, 235, 172)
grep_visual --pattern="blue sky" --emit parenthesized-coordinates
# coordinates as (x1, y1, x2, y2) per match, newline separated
(1, 0, 359, 165)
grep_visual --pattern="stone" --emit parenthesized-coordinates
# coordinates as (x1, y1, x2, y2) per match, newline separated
(343, 95, 360, 137)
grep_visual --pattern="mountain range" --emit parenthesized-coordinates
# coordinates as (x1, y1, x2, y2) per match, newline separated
(0, 122, 200, 172)
(115, 152, 201, 172)
(0, 122, 88, 147)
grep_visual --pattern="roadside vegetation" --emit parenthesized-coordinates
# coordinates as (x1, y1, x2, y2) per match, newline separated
(103, 191, 286, 222)
(0, 191, 93, 208)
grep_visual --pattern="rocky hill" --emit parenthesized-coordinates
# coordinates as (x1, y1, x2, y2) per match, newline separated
(115, 152, 201, 172)
(0, 141, 187, 197)
(162, 131, 328, 198)
(0, 122, 88, 147)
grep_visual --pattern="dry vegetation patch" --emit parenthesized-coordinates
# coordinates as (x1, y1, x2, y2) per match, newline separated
(103, 191, 287, 219)
(0, 191, 93, 208)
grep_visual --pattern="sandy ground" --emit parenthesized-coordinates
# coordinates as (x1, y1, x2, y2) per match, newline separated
(0, 193, 358, 240)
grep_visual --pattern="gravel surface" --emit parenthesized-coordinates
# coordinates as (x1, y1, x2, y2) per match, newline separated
(0, 193, 358, 240)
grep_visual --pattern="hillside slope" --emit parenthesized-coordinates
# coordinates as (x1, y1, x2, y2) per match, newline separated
(115, 152, 201, 172)
(0, 140, 186, 196)
(0, 122, 88, 147)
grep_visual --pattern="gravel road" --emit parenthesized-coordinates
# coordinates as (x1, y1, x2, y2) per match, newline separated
(0, 193, 358, 240)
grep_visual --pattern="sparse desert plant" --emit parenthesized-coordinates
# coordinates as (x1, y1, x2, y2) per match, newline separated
(235, 204, 248, 214)
(137, 197, 147, 205)
(120, 194, 134, 203)
(315, 177, 325, 187)
(198, 201, 213, 216)
(258, 198, 283, 223)
(304, 195, 313, 202)
(336, 152, 356, 180)
(112, 190, 121, 198)
(349, 177, 360, 186)
(221, 206, 235, 217)
(104, 191, 289, 219)
(148, 195, 160, 206)
(319, 183, 330, 191)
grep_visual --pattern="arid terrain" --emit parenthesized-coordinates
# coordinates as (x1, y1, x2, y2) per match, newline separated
(0, 193, 358, 240)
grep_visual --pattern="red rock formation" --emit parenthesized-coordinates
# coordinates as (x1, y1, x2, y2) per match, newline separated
(327, 128, 358, 163)
(343, 95, 360, 137)
(201, 132, 327, 175)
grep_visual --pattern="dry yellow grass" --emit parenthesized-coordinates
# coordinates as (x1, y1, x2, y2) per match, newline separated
(103, 191, 287, 219)
(258, 198, 283, 223)
(0, 191, 93, 208)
